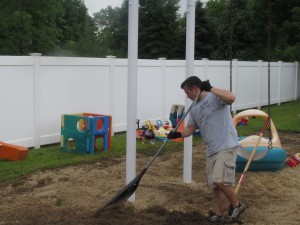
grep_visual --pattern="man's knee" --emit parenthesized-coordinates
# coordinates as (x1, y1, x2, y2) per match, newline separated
(214, 182, 224, 189)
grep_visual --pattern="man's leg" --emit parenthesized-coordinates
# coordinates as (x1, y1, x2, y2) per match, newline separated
(212, 148, 245, 221)
(219, 184, 239, 207)
(213, 187, 226, 215)
(219, 184, 245, 221)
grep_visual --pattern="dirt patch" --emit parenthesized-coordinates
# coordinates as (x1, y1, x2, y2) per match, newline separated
(0, 132, 299, 225)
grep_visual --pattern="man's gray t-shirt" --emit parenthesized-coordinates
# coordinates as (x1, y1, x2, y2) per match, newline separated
(188, 92, 239, 156)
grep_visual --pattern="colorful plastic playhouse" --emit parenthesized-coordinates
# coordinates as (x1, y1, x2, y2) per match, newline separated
(0, 142, 28, 161)
(61, 113, 112, 153)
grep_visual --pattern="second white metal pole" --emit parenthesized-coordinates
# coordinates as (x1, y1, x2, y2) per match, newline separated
(183, 0, 196, 183)
(126, 0, 139, 202)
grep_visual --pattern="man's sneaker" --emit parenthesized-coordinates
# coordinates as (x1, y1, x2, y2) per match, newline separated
(227, 202, 245, 221)
(208, 210, 223, 222)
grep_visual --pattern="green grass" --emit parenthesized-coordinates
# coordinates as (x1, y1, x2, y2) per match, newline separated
(0, 100, 299, 183)
(266, 100, 300, 132)
(236, 100, 300, 136)
(0, 133, 200, 183)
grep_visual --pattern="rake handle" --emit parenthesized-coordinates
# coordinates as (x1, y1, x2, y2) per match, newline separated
(235, 116, 270, 194)
(173, 91, 201, 132)
(145, 91, 201, 169)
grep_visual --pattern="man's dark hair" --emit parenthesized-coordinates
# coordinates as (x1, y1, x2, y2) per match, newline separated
(181, 76, 202, 89)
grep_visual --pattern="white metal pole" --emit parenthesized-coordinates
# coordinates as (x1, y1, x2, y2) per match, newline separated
(126, 0, 139, 202)
(183, 0, 195, 184)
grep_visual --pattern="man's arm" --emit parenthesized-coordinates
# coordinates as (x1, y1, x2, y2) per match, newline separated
(181, 124, 197, 138)
(167, 124, 197, 139)
(210, 87, 235, 105)
(200, 80, 235, 105)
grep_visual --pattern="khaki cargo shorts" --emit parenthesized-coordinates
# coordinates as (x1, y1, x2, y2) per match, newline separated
(206, 147, 239, 189)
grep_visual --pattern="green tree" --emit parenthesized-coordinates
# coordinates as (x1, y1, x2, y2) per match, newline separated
(194, 0, 218, 59)
(53, 0, 98, 56)
(138, 0, 181, 59)
(228, 0, 258, 60)
(205, 0, 229, 59)
(270, 1, 300, 61)
(93, 0, 181, 59)
(0, 0, 98, 56)
(280, 6, 300, 61)
(93, 3, 128, 57)
(173, 15, 186, 59)
(0, 0, 64, 55)
(242, 0, 300, 62)
(206, 0, 273, 61)
(1, 0, 299, 61)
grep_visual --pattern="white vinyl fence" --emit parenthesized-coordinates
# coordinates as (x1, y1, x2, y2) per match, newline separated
(0, 55, 299, 148)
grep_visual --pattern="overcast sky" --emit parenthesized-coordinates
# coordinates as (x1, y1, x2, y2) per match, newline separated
(84, 0, 188, 16)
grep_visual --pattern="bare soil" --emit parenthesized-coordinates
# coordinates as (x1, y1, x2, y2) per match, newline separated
(1, 132, 300, 225)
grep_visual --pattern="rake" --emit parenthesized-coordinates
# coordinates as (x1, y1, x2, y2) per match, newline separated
(94, 91, 201, 216)
(235, 116, 271, 194)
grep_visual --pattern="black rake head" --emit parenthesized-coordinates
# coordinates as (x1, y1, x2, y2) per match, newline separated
(94, 168, 146, 217)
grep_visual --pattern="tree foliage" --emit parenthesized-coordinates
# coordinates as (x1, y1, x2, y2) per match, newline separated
(0, 0, 97, 56)
(138, 0, 181, 59)
(0, 0, 299, 61)
(93, 2, 128, 57)
(194, 0, 218, 59)
(55, 0, 98, 56)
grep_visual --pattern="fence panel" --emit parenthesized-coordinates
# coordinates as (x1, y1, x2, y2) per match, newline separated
(0, 56, 298, 148)
(0, 56, 35, 146)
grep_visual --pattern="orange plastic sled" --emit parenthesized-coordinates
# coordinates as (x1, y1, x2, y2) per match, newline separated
(0, 142, 28, 161)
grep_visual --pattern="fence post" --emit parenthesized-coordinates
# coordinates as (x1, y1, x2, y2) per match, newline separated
(258, 60, 263, 109)
(233, 59, 238, 114)
(295, 61, 299, 100)
(159, 57, 167, 121)
(278, 61, 282, 105)
(202, 58, 208, 80)
(106, 55, 116, 136)
(30, 53, 42, 149)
